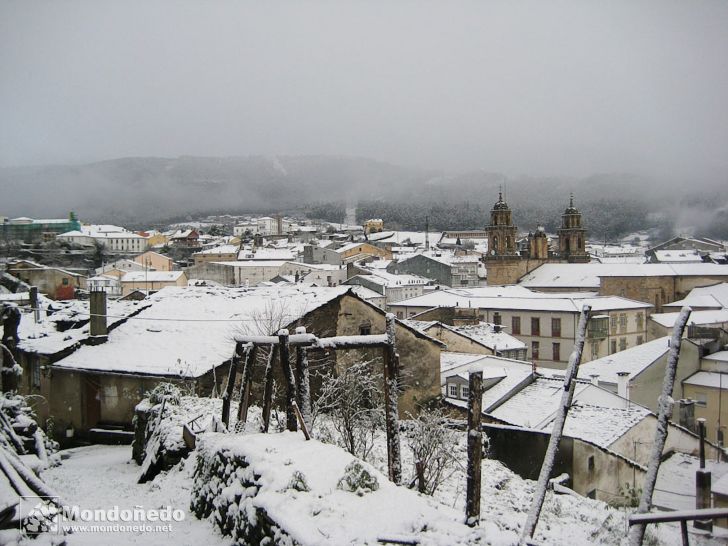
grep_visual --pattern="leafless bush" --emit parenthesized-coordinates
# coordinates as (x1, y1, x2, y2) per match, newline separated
(405, 408, 458, 495)
(313, 360, 384, 461)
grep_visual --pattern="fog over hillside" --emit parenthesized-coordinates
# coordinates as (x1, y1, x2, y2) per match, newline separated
(2, 155, 726, 239)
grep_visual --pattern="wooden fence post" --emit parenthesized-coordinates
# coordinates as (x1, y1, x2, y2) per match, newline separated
(383, 313, 402, 484)
(628, 306, 692, 546)
(261, 345, 278, 433)
(279, 329, 297, 432)
(521, 305, 591, 542)
(295, 329, 313, 431)
(466, 371, 483, 526)
(221, 351, 240, 428)
(237, 344, 255, 424)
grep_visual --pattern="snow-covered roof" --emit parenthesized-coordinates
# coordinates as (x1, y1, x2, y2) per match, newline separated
(683, 371, 728, 389)
(558, 403, 652, 449)
(195, 244, 239, 255)
(121, 271, 185, 283)
(648, 309, 728, 328)
(349, 285, 385, 301)
(713, 469, 728, 498)
(238, 248, 296, 260)
(367, 231, 442, 245)
(489, 376, 649, 448)
(351, 271, 430, 287)
(652, 250, 704, 263)
(440, 352, 487, 375)
(442, 323, 527, 351)
(703, 351, 728, 363)
(441, 352, 534, 409)
(53, 285, 350, 377)
(577, 337, 669, 384)
(402, 319, 439, 332)
(390, 287, 650, 312)
(663, 282, 728, 309)
(519, 263, 728, 289)
(18, 298, 150, 355)
(210, 260, 288, 268)
(656, 453, 728, 510)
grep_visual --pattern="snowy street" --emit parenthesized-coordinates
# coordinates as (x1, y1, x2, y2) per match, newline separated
(42, 445, 226, 546)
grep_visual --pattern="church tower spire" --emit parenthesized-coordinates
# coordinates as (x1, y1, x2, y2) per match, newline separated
(557, 194, 589, 263)
(485, 191, 518, 257)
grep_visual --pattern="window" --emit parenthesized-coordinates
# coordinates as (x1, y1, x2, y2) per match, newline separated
(62, 278, 69, 286)
(619, 337, 627, 351)
(552, 342, 561, 362)
(619, 313, 627, 333)
(551, 318, 561, 338)
(359, 321, 371, 336)
(588, 455, 595, 472)
(610, 339, 617, 354)
(532, 341, 540, 360)
(610, 315, 617, 333)
(32, 359, 41, 389)
(636, 336, 644, 345)
(396, 311, 403, 319)
(512, 316, 521, 335)
(448, 385, 458, 398)
(636, 312, 644, 330)
(590, 341, 599, 359)
(531, 317, 540, 336)
(461, 386, 469, 399)
(493, 312, 502, 326)
(587, 489, 596, 500)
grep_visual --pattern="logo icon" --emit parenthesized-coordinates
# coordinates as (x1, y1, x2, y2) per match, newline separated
(19, 496, 61, 535)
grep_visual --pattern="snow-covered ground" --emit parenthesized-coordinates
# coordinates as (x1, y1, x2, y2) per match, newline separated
(41, 445, 227, 545)
(26, 415, 724, 546)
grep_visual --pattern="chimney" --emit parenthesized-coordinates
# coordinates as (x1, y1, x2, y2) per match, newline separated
(29, 286, 39, 323)
(589, 374, 599, 386)
(695, 418, 713, 532)
(89, 289, 108, 342)
(678, 399, 696, 433)
(616, 371, 630, 402)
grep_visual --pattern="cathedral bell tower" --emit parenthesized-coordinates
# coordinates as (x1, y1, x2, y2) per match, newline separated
(557, 194, 589, 263)
(485, 191, 519, 258)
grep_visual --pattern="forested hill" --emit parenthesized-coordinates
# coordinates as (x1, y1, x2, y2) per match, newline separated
(1, 155, 725, 239)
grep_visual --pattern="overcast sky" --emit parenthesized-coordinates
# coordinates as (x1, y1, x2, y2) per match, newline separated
(1, 1, 727, 179)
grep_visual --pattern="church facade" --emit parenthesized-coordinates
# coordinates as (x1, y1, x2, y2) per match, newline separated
(483, 193, 589, 285)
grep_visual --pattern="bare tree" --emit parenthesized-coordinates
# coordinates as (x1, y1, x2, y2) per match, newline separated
(313, 360, 384, 461)
(405, 408, 458, 496)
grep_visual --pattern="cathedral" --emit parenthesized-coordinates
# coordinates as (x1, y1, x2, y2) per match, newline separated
(483, 192, 589, 285)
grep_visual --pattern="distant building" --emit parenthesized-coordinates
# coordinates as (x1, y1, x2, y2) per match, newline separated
(519, 263, 728, 311)
(1, 212, 81, 243)
(388, 287, 652, 369)
(119, 270, 188, 296)
(387, 252, 482, 287)
(8, 260, 87, 300)
(363, 218, 384, 234)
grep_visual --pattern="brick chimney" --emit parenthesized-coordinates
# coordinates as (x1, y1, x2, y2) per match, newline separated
(89, 289, 108, 343)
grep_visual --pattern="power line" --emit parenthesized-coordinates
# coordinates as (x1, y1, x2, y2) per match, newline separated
(19, 306, 310, 323)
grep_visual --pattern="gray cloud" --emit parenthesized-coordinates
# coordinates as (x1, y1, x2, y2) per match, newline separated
(1, 0, 727, 179)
